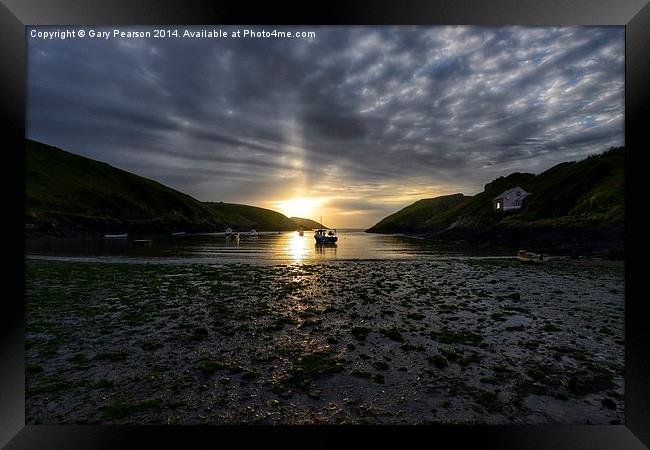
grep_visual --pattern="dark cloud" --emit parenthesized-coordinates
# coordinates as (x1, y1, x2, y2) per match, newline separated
(27, 25, 624, 226)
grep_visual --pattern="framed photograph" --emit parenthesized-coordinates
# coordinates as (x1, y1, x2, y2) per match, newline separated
(2, 0, 648, 448)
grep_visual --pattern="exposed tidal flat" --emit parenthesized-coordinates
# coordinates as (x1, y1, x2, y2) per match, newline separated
(25, 258, 624, 424)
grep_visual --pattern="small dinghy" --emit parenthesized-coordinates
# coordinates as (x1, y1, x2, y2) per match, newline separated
(517, 250, 544, 263)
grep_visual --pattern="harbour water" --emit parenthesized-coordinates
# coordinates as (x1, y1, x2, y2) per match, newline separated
(25, 229, 515, 264)
(25, 230, 624, 425)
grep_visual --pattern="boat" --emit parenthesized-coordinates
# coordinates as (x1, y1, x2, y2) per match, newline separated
(517, 250, 544, 263)
(247, 229, 258, 237)
(314, 228, 337, 244)
(225, 227, 233, 237)
(298, 227, 304, 236)
(104, 233, 128, 239)
(172, 232, 186, 236)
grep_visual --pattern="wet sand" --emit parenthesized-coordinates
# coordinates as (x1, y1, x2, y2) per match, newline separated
(25, 257, 624, 424)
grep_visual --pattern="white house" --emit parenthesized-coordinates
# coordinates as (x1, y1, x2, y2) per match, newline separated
(494, 186, 529, 211)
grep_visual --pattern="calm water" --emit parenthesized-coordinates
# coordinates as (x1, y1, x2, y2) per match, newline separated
(25, 229, 515, 264)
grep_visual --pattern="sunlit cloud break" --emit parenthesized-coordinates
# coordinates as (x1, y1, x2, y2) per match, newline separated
(27, 25, 624, 227)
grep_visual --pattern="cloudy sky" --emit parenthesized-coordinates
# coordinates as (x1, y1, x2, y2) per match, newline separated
(27, 26, 624, 227)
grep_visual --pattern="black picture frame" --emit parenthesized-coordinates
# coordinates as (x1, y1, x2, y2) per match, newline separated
(2, 0, 648, 448)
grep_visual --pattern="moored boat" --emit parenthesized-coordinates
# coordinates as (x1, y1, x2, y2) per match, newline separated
(172, 231, 186, 236)
(517, 249, 544, 263)
(225, 227, 233, 237)
(314, 228, 337, 244)
(104, 233, 128, 239)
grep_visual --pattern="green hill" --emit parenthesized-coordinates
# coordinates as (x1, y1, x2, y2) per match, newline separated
(366, 194, 466, 233)
(290, 217, 326, 230)
(25, 139, 299, 236)
(367, 147, 624, 255)
(205, 202, 297, 231)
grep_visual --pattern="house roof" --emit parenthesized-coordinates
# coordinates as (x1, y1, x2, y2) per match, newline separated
(494, 186, 529, 200)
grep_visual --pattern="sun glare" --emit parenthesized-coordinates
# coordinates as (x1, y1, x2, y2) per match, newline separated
(288, 232, 309, 262)
(275, 197, 319, 219)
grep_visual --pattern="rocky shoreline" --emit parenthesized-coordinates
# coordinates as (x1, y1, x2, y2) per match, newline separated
(26, 258, 624, 424)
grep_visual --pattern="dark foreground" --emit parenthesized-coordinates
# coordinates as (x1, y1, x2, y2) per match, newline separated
(25, 258, 624, 424)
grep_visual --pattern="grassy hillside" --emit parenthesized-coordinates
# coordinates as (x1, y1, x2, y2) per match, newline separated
(366, 194, 466, 233)
(424, 173, 536, 229)
(427, 147, 624, 229)
(25, 140, 298, 236)
(515, 149, 624, 222)
(290, 217, 326, 230)
(204, 202, 297, 231)
(367, 147, 624, 255)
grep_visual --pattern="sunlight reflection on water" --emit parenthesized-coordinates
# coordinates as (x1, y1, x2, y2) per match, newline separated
(26, 230, 516, 264)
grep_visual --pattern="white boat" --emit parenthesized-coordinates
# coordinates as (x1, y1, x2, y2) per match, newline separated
(225, 227, 233, 237)
(104, 233, 128, 239)
(172, 232, 186, 236)
(247, 229, 258, 237)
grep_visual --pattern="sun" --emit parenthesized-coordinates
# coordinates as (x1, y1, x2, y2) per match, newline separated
(275, 197, 318, 219)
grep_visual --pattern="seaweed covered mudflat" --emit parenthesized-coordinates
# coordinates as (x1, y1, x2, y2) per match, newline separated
(25, 258, 624, 424)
